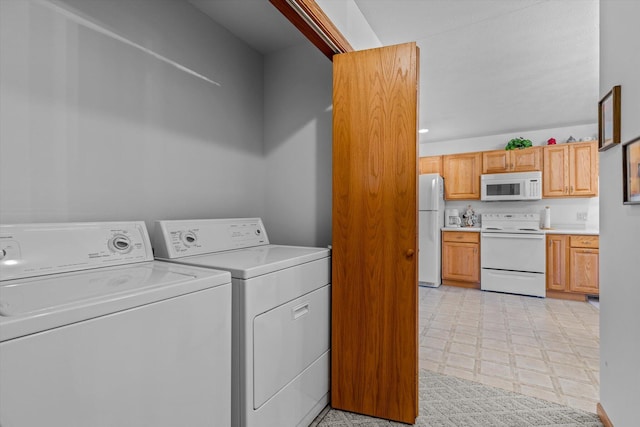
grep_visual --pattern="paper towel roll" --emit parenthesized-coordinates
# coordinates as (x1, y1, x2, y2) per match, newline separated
(544, 206, 551, 229)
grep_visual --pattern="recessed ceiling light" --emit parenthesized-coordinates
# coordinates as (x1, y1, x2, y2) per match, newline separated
(419, 128, 429, 134)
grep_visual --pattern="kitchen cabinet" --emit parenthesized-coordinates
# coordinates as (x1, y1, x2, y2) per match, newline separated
(569, 236, 599, 294)
(546, 234, 599, 300)
(482, 147, 541, 174)
(419, 156, 442, 175)
(543, 141, 598, 198)
(442, 152, 482, 200)
(442, 231, 480, 287)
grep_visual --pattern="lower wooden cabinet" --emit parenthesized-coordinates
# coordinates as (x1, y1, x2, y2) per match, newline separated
(442, 231, 480, 288)
(546, 234, 599, 300)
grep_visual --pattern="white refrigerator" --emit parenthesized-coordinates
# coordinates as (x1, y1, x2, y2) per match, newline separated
(418, 173, 445, 287)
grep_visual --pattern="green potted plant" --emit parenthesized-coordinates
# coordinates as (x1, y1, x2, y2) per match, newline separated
(505, 137, 533, 150)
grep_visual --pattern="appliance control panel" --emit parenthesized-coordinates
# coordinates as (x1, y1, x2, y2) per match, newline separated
(152, 218, 269, 259)
(0, 222, 153, 281)
(482, 213, 541, 231)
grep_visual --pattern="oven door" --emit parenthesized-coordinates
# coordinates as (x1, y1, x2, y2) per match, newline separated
(480, 232, 545, 273)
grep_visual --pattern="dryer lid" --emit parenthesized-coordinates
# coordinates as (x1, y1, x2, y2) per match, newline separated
(162, 244, 330, 279)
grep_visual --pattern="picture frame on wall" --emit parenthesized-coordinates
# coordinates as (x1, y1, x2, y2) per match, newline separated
(623, 135, 640, 205)
(598, 85, 621, 152)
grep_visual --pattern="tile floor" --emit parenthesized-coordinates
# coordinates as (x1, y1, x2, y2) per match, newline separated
(419, 286, 600, 414)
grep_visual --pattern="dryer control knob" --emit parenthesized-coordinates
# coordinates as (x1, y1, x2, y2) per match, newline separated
(180, 231, 198, 246)
(109, 235, 133, 254)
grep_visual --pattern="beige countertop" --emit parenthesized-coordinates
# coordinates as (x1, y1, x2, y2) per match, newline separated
(440, 227, 599, 235)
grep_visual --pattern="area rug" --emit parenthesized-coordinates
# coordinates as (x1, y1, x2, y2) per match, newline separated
(315, 370, 603, 426)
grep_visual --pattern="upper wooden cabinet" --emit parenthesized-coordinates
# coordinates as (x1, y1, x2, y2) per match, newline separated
(419, 156, 442, 175)
(482, 147, 541, 174)
(442, 152, 482, 199)
(543, 141, 598, 198)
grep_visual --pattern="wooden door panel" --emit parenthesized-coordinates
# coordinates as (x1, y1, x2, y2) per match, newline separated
(569, 248, 599, 293)
(511, 147, 542, 171)
(546, 235, 568, 291)
(442, 242, 479, 282)
(482, 150, 509, 173)
(419, 156, 442, 174)
(443, 153, 482, 199)
(570, 142, 598, 196)
(543, 146, 568, 197)
(332, 43, 418, 424)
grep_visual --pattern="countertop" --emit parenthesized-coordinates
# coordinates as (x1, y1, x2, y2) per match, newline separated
(441, 227, 599, 235)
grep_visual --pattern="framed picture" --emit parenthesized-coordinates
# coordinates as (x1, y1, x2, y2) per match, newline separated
(623, 135, 640, 204)
(598, 85, 621, 151)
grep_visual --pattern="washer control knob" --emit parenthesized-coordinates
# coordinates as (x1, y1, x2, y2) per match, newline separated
(181, 231, 197, 246)
(109, 235, 132, 254)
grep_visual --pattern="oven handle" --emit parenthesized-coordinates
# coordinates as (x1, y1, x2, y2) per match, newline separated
(481, 233, 544, 240)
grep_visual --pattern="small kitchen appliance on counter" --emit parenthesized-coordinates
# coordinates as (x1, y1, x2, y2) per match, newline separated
(480, 213, 545, 297)
(445, 208, 461, 227)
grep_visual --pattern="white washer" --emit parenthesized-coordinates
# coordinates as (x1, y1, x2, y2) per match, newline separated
(152, 218, 331, 427)
(0, 222, 232, 427)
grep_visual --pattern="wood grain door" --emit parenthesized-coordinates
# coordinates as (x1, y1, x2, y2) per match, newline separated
(332, 42, 419, 425)
(442, 152, 482, 199)
(546, 234, 569, 291)
(569, 142, 598, 196)
(542, 145, 569, 197)
(482, 150, 510, 173)
(511, 147, 542, 171)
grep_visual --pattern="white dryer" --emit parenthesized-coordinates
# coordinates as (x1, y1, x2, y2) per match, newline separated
(152, 218, 331, 427)
(0, 222, 232, 427)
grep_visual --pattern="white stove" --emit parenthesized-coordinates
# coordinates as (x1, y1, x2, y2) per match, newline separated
(480, 213, 546, 297)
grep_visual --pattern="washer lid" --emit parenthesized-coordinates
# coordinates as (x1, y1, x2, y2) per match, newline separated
(0, 261, 231, 341)
(162, 245, 330, 279)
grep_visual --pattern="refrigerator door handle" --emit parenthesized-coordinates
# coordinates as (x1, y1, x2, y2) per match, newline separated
(431, 178, 437, 210)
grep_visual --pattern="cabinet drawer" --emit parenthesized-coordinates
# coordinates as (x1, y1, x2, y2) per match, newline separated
(569, 235, 599, 249)
(443, 231, 479, 243)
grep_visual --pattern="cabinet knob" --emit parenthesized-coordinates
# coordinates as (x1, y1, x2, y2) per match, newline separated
(565, 186, 568, 194)
(405, 249, 415, 257)
(571, 186, 574, 193)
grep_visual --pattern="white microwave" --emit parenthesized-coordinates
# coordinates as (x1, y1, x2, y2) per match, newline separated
(481, 171, 542, 201)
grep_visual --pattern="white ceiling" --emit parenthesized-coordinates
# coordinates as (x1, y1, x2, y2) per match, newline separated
(190, 0, 599, 143)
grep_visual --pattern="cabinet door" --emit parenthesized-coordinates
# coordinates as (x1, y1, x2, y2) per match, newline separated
(546, 235, 569, 291)
(482, 150, 509, 173)
(442, 242, 479, 282)
(511, 147, 542, 172)
(442, 152, 482, 199)
(569, 248, 599, 294)
(569, 142, 598, 196)
(419, 156, 442, 174)
(543, 145, 569, 197)
(332, 42, 418, 424)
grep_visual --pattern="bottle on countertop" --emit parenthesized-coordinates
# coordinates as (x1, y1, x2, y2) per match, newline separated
(543, 206, 551, 229)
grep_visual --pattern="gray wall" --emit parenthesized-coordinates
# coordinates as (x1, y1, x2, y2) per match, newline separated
(263, 43, 333, 247)
(0, 0, 265, 231)
(599, 1, 640, 425)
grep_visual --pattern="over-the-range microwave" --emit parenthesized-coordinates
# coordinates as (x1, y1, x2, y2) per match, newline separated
(481, 171, 542, 201)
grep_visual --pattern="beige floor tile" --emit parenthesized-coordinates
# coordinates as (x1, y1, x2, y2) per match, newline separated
(418, 286, 600, 414)
(480, 337, 510, 352)
(451, 333, 478, 346)
(511, 343, 544, 359)
(449, 342, 476, 357)
(479, 360, 512, 379)
(519, 385, 566, 405)
(442, 366, 475, 381)
(558, 378, 599, 400)
(445, 353, 476, 371)
(419, 347, 445, 362)
(474, 373, 516, 392)
(424, 328, 451, 340)
(514, 355, 550, 373)
(480, 348, 511, 365)
(550, 363, 593, 383)
(422, 336, 447, 351)
(546, 350, 583, 366)
(516, 369, 555, 389)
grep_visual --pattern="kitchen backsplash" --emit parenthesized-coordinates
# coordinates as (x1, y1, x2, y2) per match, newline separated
(444, 197, 599, 230)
